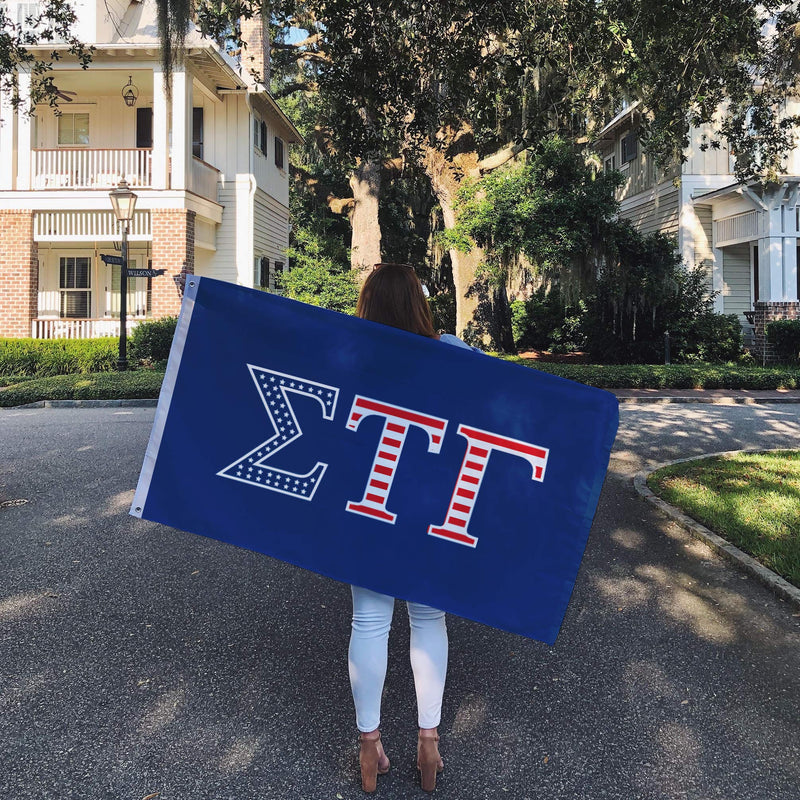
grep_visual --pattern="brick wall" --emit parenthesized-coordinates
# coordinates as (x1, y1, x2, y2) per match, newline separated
(0, 211, 38, 338)
(753, 301, 800, 363)
(150, 209, 195, 318)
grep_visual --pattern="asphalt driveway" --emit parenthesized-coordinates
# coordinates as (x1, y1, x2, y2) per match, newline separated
(1, 404, 798, 800)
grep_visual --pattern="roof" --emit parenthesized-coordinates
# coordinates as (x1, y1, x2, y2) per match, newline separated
(597, 101, 642, 139)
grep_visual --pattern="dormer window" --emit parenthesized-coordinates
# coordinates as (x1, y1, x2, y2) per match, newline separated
(621, 132, 638, 163)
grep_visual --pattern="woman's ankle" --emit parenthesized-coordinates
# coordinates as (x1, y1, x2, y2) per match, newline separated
(419, 726, 438, 738)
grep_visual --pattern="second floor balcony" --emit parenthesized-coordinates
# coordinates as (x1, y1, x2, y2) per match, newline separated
(29, 147, 220, 201)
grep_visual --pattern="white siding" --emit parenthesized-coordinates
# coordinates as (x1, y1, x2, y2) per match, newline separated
(694, 203, 714, 293)
(253, 189, 289, 264)
(683, 122, 733, 176)
(722, 243, 752, 317)
(213, 184, 241, 284)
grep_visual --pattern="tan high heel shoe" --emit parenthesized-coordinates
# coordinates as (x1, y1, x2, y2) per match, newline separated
(359, 731, 390, 793)
(417, 730, 444, 792)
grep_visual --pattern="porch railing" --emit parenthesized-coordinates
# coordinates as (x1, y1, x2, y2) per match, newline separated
(188, 156, 220, 201)
(32, 318, 142, 339)
(32, 148, 153, 190)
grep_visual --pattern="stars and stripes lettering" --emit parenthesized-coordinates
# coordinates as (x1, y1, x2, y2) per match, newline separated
(217, 365, 340, 501)
(345, 395, 448, 524)
(427, 424, 549, 547)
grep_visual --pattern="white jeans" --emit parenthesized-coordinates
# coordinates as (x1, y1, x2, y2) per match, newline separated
(349, 585, 448, 732)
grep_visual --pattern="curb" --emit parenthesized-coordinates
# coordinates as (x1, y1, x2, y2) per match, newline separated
(2, 398, 158, 410)
(634, 449, 800, 610)
(617, 396, 800, 405)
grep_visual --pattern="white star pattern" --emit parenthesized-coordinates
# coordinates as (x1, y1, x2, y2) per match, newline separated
(217, 365, 340, 502)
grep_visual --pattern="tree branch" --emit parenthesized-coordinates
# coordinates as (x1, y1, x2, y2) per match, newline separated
(476, 141, 529, 172)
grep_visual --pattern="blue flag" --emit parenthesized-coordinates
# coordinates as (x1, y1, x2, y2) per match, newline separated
(131, 277, 618, 644)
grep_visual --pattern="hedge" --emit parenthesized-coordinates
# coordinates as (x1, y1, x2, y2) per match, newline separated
(0, 338, 118, 377)
(504, 359, 800, 390)
(0, 371, 164, 407)
(766, 319, 800, 363)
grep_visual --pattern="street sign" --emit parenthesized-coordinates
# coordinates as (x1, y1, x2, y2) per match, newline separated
(100, 254, 125, 266)
(127, 269, 166, 278)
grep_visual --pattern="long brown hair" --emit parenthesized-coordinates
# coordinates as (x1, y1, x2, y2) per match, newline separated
(357, 263, 436, 338)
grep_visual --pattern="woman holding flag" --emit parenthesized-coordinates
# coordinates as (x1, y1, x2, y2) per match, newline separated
(348, 263, 475, 793)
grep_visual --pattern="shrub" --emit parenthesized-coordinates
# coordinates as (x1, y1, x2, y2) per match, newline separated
(0, 338, 117, 377)
(766, 319, 800, 362)
(510, 286, 586, 353)
(673, 312, 743, 363)
(0, 371, 164, 407)
(128, 317, 178, 365)
(281, 262, 359, 314)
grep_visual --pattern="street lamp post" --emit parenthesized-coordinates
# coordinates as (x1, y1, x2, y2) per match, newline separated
(109, 179, 138, 371)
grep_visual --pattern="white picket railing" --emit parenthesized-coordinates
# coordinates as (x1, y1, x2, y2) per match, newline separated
(714, 210, 761, 246)
(34, 210, 151, 241)
(32, 148, 153, 190)
(31, 318, 142, 339)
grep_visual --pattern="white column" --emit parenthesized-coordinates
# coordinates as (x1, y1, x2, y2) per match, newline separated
(0, 84, 14, 189)
(712, 247, 724, 312)
(16, 70, 32, 190)
(152, 66, 169, 190)
(170, 69, 192, 191)
(758, 203, 784, 302)
(783, 203, 799, 301)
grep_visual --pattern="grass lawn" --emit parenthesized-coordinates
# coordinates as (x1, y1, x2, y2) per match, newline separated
(648, 451, 800, 588)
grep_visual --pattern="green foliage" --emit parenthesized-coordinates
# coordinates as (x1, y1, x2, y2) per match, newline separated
(510, 287, 586, 353)
(0, 371, 164, 408)
(128, 317, 177, 366)
(504, 360, 800, 390)
(766, 319, 800, 363)
(281, 263, 359, 315)
(454, 139, 622, 290)
(0, 338, 117, 377)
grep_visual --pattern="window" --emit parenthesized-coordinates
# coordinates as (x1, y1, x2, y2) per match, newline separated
(57, 112, 89, 146)
(274, 136, 284, 169)
(604, 155, 616, 173)
(59, 256, 91, 318)
(621, 132, 638, 163)
(16, 3, 39, 32)
(192, 108, 204, 160)
(254, 117, 268, 156)
(136, 108, 153, 148)
(254, 256, 270, 288)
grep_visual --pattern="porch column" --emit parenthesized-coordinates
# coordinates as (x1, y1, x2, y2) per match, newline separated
(152, 66, 169, 190)
(0, 211, 38, 337)
(711, 247, 724, 313)
(0, 84, 14, 189)
(16, 70, 32, 191)
(757, 203, 784, 302)
(150, 208, 195, 317)
(783, 202, 799, 302)
(170, 68, 192, 191)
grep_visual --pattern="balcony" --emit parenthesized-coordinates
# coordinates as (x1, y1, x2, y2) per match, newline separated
(30, 148, 220, 203)
(32, 148, 153, 189)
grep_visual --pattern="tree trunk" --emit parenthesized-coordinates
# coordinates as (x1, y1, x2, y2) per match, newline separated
(349, 158, 382, 284)
(423, 145, 515, 351)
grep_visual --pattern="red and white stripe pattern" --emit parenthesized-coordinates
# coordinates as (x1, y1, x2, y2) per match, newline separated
(428, 424, 549, 547)
(346, 395, 448, 524)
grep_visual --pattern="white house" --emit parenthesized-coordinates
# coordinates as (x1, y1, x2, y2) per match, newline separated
(597, 102, 800, 360)
(0, 0, 301, 339)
